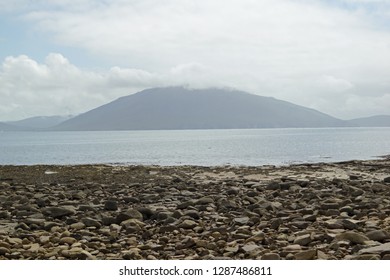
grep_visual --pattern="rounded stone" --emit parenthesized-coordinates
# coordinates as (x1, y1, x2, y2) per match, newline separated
(261, 253, 281, 260)
(0, 247, 10, 256)
(104, 200, 118, 211)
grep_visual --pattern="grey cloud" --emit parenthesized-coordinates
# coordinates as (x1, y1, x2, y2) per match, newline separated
(1, 0, 390, 119)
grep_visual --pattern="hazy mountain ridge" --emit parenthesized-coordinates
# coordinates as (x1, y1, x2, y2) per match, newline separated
(54, 87, 346, 130)
(0, 122, 24, 131)
(6, 115, 73, 130)
(346, 115, 390, 127)
(2, 87, 389, 131)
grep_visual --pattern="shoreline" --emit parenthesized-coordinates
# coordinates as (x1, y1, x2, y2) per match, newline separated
(1, 158, 390, 260)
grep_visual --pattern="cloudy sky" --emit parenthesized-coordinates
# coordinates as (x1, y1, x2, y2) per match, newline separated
(0, 0, 390, 121)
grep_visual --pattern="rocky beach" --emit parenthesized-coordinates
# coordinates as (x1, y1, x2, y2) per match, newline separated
(1, 157, 390, 260)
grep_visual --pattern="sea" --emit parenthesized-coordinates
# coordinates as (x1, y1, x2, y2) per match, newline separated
(0, 127, 389, 166)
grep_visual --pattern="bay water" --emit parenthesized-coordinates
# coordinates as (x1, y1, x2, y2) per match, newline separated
(0, 127, 389, 166)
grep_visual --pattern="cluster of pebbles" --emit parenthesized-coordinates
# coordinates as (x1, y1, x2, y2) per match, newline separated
(0, 158, 390, 260)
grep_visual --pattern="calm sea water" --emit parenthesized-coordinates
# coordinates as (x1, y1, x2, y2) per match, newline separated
(0, 128, 389, 166)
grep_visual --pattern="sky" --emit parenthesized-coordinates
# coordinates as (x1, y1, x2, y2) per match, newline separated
(0, 0, 390, 121)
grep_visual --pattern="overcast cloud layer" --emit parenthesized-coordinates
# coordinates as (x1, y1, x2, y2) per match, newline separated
(1, 0, 390, 121)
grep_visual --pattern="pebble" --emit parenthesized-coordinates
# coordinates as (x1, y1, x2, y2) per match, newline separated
(261, 253, 281, 260)
(60, 237, 77, 245)
(294, 234, 312, 246)
(81, 218, 101, 228)
(42, 207, 76, 218)
(116, 209, 143, 223)
(0, 247, 10, 255)
(178, 219, 197, 229)
(1, 160, 390, 260)
(295, 249, 317, 260)
(366, 230, 389, 242)
(104, 200, 118, 211)
(359, 242, 390, 255)
(335, 232, 369, 244)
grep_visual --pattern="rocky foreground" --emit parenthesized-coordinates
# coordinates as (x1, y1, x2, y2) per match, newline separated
(1, 158, 390, 260)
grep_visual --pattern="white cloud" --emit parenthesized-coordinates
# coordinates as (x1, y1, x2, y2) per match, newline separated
(1, 0, 390, 120)
(0, 53, 164, 120)
(0, 53, 230, 120)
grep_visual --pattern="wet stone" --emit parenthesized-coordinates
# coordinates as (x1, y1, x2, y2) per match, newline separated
(294, 234, 312, 246)
(183, 210, 200, 220)
(366, 230, 389, 242)
(261, 253, 281, 260)
(1, 159, 389, 260)
(116, 209, 143, 223)
(359, 242, 390, 255)
(0, 247, 10, 256)
(234, 217, 250, 226)
(266, 182, 281, 190)
(195, 197, 214, 205)
(81, 218, 101, 228)
(335, 232, 369, 244)
(0, 211, 10, 219)
(295, 249, 317, 260)
(178, 219, 197, 229)
(42, 206, 76, 218)
(104, 200, 118, 211)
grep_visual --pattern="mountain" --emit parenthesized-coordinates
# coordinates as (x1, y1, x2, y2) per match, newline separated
(54, 87, 346, 131)
(6, 115, 73, 130)
(0, 122, 23, 131)
(347, 115, 390, 127)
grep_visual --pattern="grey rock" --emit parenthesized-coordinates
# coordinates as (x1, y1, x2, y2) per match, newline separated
(289, 220, 310, 229)
(261, 253, 281, 260)
(295, 249, 317, 260)
(116, 209, 143, 223)
(383, 177, 390, 183)
(70, 222, 86, 230)
(382, 254, 390, 260)
(320, 203, 339, 210)
(178, 219, 197, 229)
(0, 247, 10, 256)
(120, 219, 145, 233)
(349, 186, 364, 196)
(183, 210, 200, 220)
(359, 242, 390, 255)
(177, 201, 194, 209)
(196, 197, 214, 205)
(246, 232, 265, 243)
(294, 234, 312, 246)
(101, 215, 116, 226)
(137, 207, 155, 220)
(303, 215, 317, 222)
(156, 211, 173, 221)
(234, 217, 250, 226)
(349, 174, 360, 180)
(0, 211, 10, 219)
(78, 205, 98, 212)
(335, 231, 369, 244)
(225, 245, 239, 253)
(242, 244, 260, 253)
(104, 200, 118, 211)
(81, 217, 101, 228)
(270, 218, 282, 230)
(22, 218, 46, 227)
(324, 219, 344, 229)
(366, 230, 389, 242)
(42, 206, 76, 218)
(266, 182, 281, 190)
(351, 254, 380, 260)
(341, 219, 360, 230)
